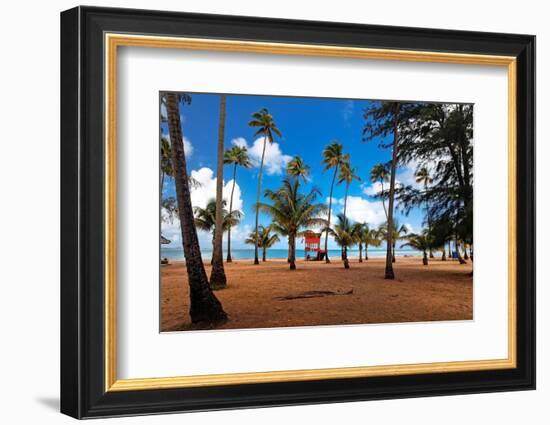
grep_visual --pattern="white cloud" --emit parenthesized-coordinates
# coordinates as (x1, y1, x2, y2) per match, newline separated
(404, 223, 414, 234)
(161, 167, 245, 249)
(335, 196, 387, 227)
(231, 136, 291, 175)
(231, 137, 248, 149)
(161, 132, 193, 157)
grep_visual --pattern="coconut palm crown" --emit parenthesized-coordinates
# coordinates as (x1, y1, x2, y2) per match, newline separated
(245, 225, 281, 262)
(257, 177, 327, 270)
(287, 155, 311, 182)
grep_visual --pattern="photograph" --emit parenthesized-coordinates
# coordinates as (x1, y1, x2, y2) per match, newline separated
(159, 92, 474, 332)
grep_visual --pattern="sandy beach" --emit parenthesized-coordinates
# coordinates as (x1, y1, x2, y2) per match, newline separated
(160, 257, 473, 332)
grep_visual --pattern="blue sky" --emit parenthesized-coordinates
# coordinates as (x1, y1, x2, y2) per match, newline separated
(160, 93, 425, 250)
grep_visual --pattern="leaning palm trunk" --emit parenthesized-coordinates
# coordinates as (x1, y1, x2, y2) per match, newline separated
(254, 137, 268, 265)
(226, 163, 237, 263)
(422, 251, 428, 266)
(385, 104, 399, 279)
(210, 95, 227, 289)
(324, 165, 339, 263)
(165, 93, 227, 324)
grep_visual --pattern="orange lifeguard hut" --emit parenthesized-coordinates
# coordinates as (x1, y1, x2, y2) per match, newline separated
(303, 230, 325, 261)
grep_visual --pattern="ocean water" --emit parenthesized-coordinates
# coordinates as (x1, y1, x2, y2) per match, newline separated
(160, 247, 422, 261)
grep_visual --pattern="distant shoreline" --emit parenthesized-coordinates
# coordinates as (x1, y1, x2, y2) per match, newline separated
(160, 248, 424, 262)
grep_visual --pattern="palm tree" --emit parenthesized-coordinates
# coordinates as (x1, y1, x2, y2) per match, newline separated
(258, 177, 327, 270)
(287, 155, 311, 182)
(326, 213, 355, 269)
(338, 156, 360, 259)
(245, 225, 280, 262)
(194, 199, 242, 257)
(354, 223, 381, 262)
(415, 167, 434, 258)
(164, 92, 227, 324)
(223, 145, 252, 262)
(401, 232, 431, 266)
(370, 163, 389, 218)
(248, 108, 282, 265)
(321, 142, 345, 263)
(210, 94, 228, 289)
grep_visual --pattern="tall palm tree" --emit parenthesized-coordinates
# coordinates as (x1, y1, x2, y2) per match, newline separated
(338, 156, 360, 259)
(194, 198, 242, 257)
(287, 155, 311, 182)
(164, 92, 226, 324)
(210, 94, 228, 289)
(401, 232, 431, 266)
(245, 225, 280, 262)
(370, 163, 389, 218)
(258, 177, 327, 270)
(223, 145, 252, 262)
(326, 213, 355, 269)
(248, 108, 282, 265)
(415, 167, 434, 258)
(321, 142, 344, 263)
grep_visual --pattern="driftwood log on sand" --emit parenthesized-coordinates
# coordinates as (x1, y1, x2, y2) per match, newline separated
(274, 289, 353, 301)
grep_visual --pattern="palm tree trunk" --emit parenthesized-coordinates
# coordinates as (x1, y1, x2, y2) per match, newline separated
(470, 244, 474, 262)
(160, 171, 165, 198)
(423, 251, 428, 266)
(392, 242, 396, 263)
(365, 245, 369, 260)
(425, 182, 434, 258)
(464, 244, 469, 260)
(165, 93, 226, 325)
(262, 247, 267, 262)
(441, 248, 447, 261)
(226, 163, 237, 263)
(342, 182, 349, 262)
(358, 242, 363, 263)
(289, 233, 296, 270)
(324, 164, 339, 263)
(210, 95, 227, 289)
(448, 241, 452, 259)
(385, 103, 399, 279)
(254, 136, 268, 265)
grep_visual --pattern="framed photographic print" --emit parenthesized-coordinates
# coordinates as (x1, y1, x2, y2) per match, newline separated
(60, 6, 536, 419)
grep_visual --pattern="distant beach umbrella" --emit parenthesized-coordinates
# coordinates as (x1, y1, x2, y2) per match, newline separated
(160, 235, 171, 245)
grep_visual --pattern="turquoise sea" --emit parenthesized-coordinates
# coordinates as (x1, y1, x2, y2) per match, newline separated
(160, 247, 422, 261)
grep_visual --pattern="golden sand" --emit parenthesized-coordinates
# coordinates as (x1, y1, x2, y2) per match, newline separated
(160, 257, 473, 332)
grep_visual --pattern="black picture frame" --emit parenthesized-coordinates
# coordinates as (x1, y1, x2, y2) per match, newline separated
(61, 5, 536, 419)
